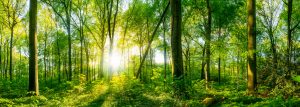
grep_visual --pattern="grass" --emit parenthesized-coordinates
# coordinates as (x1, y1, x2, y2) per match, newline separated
(0, 74, 300, 107)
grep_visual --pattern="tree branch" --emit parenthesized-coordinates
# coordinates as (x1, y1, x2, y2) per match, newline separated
(291, 21, 300, 31)
(135, 1, 170, 78)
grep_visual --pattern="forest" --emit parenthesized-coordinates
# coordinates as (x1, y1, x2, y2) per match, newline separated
(0, 0, 299, 106)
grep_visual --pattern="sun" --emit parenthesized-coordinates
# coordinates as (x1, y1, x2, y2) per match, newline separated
(155, 51, 165, 64)
(109, 52, 122, 69)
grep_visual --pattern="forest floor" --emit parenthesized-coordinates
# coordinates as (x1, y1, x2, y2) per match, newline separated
(0, 74, 300, 107)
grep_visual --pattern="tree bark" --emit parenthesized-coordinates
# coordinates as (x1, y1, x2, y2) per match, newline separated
(9, 27, 13, 81)
(163, 17, 167, 86)
(205, 0, 211, 82)
(0, 28, 2, 77)
(57, 36, 61, 83)
(66, 0, 72, 81)
(44, 33, 48, 83)
(6, 40, 9, 79)
(247, 0, 257, 94)
(171, 0, 184, 98)
(287, 0, 292, 75)
(28, 0, 39, 96)
(99, 1, 106, 78)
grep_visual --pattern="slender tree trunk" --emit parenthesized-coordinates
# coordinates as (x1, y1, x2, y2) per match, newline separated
(28, 0, 39, 96)
(223, 59, 226, 80)
(66, 0, 72, 81)
(56, 35, 61, 83)
(287, 0, 293, 75)
(6, 41, 9, 79)
(163, 17, 167, 86)
(80, 44, 83, 75)
(100, 47, 104, 78)
(170, 0, 184, 98)
(201, 48, 206, 80)
(9, 27, 14, 81)
(49, 47, 53, 87)
(247, 0, 257, 94)
(218, 56, 221, 84)
(19, 49, 21, 79)
(74, 48, 77, 76)
(80, 25, 83, 74)
(0, 30, 2, 77)
(218, 25, 221, 84)
(139, 31, 143, 80)
(85, 42, 89, 81)
(44, 33, 48, 83)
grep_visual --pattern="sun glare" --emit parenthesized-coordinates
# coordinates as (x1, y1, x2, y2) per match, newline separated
(109, 52, 122, 69)
(155, 51, 165, 64)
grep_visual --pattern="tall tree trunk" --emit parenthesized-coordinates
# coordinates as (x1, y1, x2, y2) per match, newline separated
(9, 27, 14, 81)
(138, 31, 143, 79)
(28, 0, 39, 96)
(218, 24, 221, 84)
(6, 41, 9, 79)
(223, 59, 226, 81)
(218, 56, 221, 84)
(205, 0, 211, 83)
(66, 0, 72, 81)
(163, 17, 167, 86)
(85, 42, 89, 81)
(74, 48, 77, 76)
(64, 59, 67, 80)
(80, 24, 83, 74)
(170, 0, 184, 98)
(0, 29, 2, 77)
(247, 0, 257, 94)
(287, 0, 292, 75)
(44, 33, 48, 83)
(56, 35, 61, 83)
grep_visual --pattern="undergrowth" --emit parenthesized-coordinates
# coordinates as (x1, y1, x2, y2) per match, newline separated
(0, 74, 299, 107)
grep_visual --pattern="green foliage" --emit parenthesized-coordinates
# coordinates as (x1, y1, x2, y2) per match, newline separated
(0, 0, 300, 106)
(292, 76, 300, 83)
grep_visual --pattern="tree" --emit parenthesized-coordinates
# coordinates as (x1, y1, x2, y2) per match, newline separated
(0, 25, 2, 76)
(247, 0, 257, 94)
(28, 0, 39, 96)
(258, 0, 281, 70)
(205, 0, 212, 86)
(170, 0, 184, 98)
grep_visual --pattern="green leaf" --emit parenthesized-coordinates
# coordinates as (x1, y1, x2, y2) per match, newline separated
(292, 76, 300, 83)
